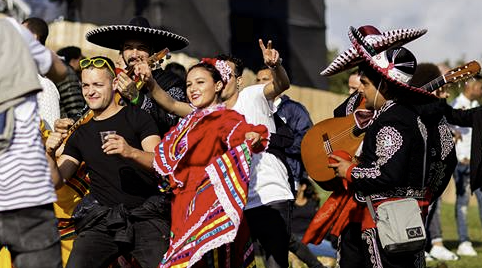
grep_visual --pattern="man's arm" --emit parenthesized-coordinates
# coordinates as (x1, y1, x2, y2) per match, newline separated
(103, 133, 161, 171)
(45, 132, 80, 189)
(117, 62, 193, 117)
(259, 39, 290, 100)
(148, 81, 192, 117)
(45, 50, 68, 83)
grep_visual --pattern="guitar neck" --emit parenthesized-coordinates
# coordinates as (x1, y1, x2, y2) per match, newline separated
(62, 110, 94, 144)
(421, 76, 446, 92)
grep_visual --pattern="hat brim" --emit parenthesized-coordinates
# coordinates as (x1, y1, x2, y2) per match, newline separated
(352, 41, 437, 102)
(86, 25, 189, 52)
(320, 28, 427, 76)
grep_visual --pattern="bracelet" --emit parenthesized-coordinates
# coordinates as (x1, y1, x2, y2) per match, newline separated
(131, 93, 140, 105)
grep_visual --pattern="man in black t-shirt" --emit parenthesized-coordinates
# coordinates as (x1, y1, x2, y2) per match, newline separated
(46, 56, 169, 268)
(85, 16, 190, 137)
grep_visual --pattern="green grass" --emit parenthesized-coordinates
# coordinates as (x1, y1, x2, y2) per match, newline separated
(428, 202, 482, 268)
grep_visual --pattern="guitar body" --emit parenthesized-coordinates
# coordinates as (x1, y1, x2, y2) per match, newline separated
(301, 114, 364, 186)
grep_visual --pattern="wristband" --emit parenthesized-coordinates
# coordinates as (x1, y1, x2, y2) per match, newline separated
(131, 93, 140, 105)
(268, 58, 283, 69)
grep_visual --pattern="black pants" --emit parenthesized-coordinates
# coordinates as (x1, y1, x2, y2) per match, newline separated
(66, 217, 169, 268)
(245, 201, 292, 268)
(339, 223, 425, 268)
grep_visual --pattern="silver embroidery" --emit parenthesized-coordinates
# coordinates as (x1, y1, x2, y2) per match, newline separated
(418, 117, 427, 143)
(352, 166, 381, 179)
(355, 186, 427, 202)
(438, 118, 455, 160)
(375, 126, 403, 166)
(362, 228, 383, 268)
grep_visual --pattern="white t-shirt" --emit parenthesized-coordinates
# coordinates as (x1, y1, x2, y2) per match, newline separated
(232, 84, 294, 209)
(450, 93, 479, 161)
(37, 75, 61, 130)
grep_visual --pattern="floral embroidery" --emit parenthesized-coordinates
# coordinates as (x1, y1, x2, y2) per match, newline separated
(375, 126, 403, 166)
(352, 166, 381, 179)
(438, 118, 455, 160)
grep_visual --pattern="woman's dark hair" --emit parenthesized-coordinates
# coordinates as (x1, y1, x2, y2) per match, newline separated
(187, 62, 224, 85)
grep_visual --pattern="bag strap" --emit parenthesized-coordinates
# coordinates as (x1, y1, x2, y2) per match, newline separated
(365, 121, 428, 223)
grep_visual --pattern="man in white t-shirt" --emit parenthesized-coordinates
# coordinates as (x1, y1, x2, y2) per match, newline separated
(450, 76, 482, 256)
(216, 40, 294, 268)
(0, 12, 66, 268)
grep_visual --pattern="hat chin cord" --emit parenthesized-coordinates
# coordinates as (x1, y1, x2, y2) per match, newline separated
(374, 80, 382, 109)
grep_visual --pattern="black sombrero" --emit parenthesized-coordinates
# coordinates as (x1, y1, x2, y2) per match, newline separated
(86, 16, 189, 52)
(349, 26, 436, 100)
(320, 25, 427, 76)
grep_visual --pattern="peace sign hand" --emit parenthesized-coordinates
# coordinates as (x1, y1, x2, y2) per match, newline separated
(259, 39, 281, 68)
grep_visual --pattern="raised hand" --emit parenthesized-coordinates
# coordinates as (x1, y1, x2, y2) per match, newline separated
(259, 39, 281, 68)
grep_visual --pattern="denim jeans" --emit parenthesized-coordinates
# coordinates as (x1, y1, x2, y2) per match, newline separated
(0, 204, 62, 268)
(454, 162, 482, 242)
(426, 198, 442, 243)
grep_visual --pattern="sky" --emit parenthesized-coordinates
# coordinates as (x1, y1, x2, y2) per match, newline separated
(325, 0, 482, 66)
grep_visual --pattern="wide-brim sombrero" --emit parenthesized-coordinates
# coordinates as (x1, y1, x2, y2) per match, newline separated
(320, 25, 427, 76)
(86, 17, 189, 52)
(349, 26, 437, 101)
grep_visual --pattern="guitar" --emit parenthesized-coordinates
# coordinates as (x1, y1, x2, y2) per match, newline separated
(421, 60, 481, 92)
(301, 60, 481, 185)
(114, 48, 170, 105)
(301, 111, 365, 186)
(40, 108, 94, 146)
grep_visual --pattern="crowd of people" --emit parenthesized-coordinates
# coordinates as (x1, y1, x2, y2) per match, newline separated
(2, 3, 482, 268)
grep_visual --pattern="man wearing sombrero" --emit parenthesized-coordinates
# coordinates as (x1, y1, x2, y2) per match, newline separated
(302, 25, 456, 267)
(86, 16, 189, 136)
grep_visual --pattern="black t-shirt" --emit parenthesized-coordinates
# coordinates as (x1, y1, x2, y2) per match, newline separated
(63, 105, 160, 209)
(292, 199, 319, 237)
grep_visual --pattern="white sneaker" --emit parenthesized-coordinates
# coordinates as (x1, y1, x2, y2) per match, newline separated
(429, 245, 459, 260)
(425, 251, 434, 262)
(457, 241, 477, 256)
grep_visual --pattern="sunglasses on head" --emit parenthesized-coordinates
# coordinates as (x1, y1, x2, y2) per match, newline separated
(79, 58, 116, 76)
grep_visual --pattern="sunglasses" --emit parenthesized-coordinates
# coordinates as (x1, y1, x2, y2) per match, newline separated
(80, 58, 116, 76)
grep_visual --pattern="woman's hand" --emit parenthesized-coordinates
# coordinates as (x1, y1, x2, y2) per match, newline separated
(245, 131, 262, 149)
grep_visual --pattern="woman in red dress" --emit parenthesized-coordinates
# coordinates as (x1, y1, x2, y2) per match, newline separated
(153, 58, 269, 268)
